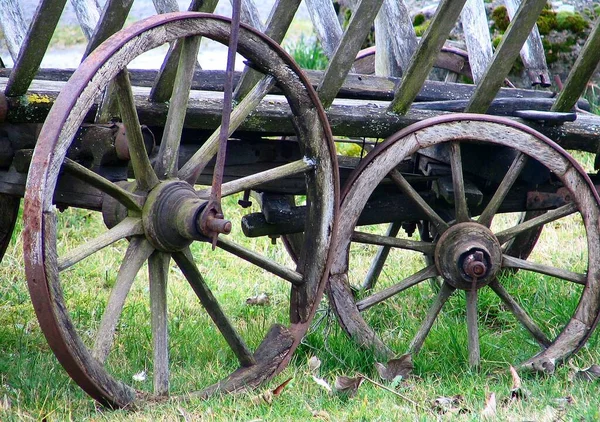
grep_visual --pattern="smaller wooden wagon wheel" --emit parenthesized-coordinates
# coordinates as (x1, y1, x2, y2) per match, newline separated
(23, 12, 338, 408)
(329, 114, 600, 371)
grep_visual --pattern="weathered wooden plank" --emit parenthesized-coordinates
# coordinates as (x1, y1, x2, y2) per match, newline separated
(552, 17, 600, 112)
(70, 0, 102, 39)
(466, 0, 548, 113)
(374, 0, 417, 76)
(83, 0, 134, 59)
(240, 0, 265, 32)
(460, 0, 492, 82)
(504, 0, 550, 86)
(305, 0, 343, 59)
(389, 0, 468, 114)
(0, 0, 27, 60)
(152, 0, 180, 14)
(84, 0, 136, 123)
(4, 0, 69, 97)
(149, 0, 219, 102)
(3, 68, 574, 104)
(318, 0, 385, 108)
(233, 0, 301, 100)
(3, 78, 598, 151)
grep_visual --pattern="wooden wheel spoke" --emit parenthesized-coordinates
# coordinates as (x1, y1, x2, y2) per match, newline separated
(216, 237, 303, 285)
(388, 169, 449, 234)
(149, 251, 170, 395)
(197, 159, 315, 199)
(502, 255, 586, 285)
(490, 280, 551, 348)
(362, 222, 402, 290)
(114, 71, 159, 191)
(495, 202, 577, 245)
(449, 141, 469, 223)
(63, 158, 144, 211)
(155, 35, 201, 179)
(58, 217, 144, 271)
(466, 289, 480, 367)
(357, 265, 438, 312)
(172, 249, 256, 368)
(93, 238, 154, 363)
(351, 230, 436, 255)
(478, 153, 528, 227)
(178, 75, 277, 185)
(409, 281, 455, 354)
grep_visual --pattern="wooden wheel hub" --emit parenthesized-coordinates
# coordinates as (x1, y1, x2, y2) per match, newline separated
(142, 180, 207, 252)
(434, 222, 502, 290)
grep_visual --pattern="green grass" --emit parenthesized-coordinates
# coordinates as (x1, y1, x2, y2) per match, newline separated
(1, 189, 599, 420)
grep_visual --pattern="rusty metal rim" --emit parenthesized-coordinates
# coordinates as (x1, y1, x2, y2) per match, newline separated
(23, 12, 338, 409)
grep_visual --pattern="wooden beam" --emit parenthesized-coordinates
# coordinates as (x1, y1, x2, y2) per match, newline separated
(4, 0, 68, 97)
(504, 0, 550, 86)
(374, 0, 417, 76)
(0, 0, 27, 60)
(318, 0, 385, 108)
(461, 0, 492, 82)
(389, 0, 468, 114)
(465, 0, 548, 113)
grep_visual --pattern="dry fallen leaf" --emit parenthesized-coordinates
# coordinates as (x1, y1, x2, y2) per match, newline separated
(573, 364, 600, 382)
(246, 293, 270, 306)
(481, 392, 497, 419)
(251, 390, 273, 406)
(509, 365, 528, 400)
(0, 394, 11, 411)
(375, 354, 414, 381)
(312, 375, 332, 393)
(272, 377, 293, 396)
(334, 376, 364, 397)
(308, 356, 322, 374)
(177, 406, 192, 422)
(431, 395, 466, 414)
(132, 370, 147, 382)
(312, 410, 331, 420)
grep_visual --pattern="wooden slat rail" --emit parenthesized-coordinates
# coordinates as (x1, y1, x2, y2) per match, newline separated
(1, 68, 580, 105)
(240, 0, 264, 31)
(305, 0, 344, 59)
(374, 0, 417, 76)
(318, 0, 385, 108)
(389, 0, 468, 114)
(461, 0, 492, 82)
(504, 0, 551, 87)
(83, 0, 134, 59)
(552, 17, 600, 113)
(3, 78, 597, 152)
(152, 0, 180, 14)
(71, 0, 102, 38)
(149, 0, 219, 103)
(0, 0, 27, 61)
(233, 0, 302, 101)
(5, 0, 69, 97)
(465, 0, 548, 113)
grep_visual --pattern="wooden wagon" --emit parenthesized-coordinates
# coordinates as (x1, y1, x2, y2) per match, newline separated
(1, 0, 600, 408)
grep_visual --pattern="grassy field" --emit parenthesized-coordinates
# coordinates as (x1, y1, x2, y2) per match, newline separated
(1, 159, 600, 421)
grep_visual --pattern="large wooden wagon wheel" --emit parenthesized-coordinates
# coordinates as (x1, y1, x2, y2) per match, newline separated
(23, 12, 338, 408)
(329, 114, 600, 371)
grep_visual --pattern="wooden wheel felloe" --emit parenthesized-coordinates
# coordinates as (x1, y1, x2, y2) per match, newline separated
(328, 114, 600, 372)
(23, 12, 337, 408)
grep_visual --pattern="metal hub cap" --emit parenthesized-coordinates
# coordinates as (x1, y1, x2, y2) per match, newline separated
(142, 180, 207, 252)
(434, 222, 502, 290)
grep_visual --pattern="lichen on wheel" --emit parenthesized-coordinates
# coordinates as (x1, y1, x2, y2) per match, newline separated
(329, 114, 600, 372)
(23, 12, 338, 408)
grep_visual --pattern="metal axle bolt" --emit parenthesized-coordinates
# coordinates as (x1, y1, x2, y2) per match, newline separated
(462, 250, 488, 279)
